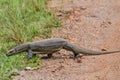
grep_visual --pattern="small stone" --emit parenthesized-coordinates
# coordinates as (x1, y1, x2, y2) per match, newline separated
(25, 67, 32, 71)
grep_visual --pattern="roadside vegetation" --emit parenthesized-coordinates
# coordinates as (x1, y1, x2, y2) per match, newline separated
(0, 0, 61, 80)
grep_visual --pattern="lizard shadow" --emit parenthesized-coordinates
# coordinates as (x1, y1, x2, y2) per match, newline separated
(39, 53, 83, 60)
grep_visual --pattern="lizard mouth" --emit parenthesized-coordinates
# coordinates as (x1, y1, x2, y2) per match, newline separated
(6, 53, 12, 56)
(6, 49, 16, 56)
(6, 52, 18, 56)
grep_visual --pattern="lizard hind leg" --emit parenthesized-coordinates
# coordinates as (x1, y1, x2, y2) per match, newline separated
(73, 53, 80, 59)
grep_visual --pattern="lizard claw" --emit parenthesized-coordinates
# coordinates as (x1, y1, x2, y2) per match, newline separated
(69, 54, 83, 60)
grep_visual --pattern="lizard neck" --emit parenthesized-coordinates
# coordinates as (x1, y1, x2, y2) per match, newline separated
(14, 43, 29, 53)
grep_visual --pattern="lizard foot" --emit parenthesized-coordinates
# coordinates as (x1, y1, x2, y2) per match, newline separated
(69, 55, 79, 60)
(70, 53, 83, 60)
(41, 56, 52, 59)
(41, 54, 53, 59)
(26, 55, 32, 59)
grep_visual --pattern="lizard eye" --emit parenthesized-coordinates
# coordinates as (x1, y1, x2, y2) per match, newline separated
(9, 50, 13, 53)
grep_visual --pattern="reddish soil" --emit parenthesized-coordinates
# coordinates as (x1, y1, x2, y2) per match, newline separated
(13, 0, 120, 80)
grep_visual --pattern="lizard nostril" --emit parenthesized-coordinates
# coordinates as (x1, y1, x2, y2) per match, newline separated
(6, 53, 10, 56)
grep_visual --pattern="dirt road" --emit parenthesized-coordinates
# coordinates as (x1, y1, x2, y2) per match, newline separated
(13, 0, 120, 80)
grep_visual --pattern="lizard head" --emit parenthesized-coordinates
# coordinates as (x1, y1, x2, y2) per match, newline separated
(6, 44, 28, 57)
(6, 48, 17, 56)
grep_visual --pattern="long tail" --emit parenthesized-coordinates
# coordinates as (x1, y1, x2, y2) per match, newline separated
(63, 42, 120, 55)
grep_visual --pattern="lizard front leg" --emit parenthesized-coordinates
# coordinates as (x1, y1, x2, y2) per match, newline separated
(26, 49, 33, 59)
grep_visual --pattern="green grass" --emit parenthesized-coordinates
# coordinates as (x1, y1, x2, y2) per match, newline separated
(0, 0, 61, 80)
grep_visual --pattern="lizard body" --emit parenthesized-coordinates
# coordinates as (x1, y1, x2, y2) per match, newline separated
(6, 38, 120, 59)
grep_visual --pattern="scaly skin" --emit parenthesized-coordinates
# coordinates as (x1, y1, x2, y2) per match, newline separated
(6, 38, 120, 59)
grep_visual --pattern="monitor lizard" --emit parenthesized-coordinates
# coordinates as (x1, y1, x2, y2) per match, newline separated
(6, 38, 120, 59)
